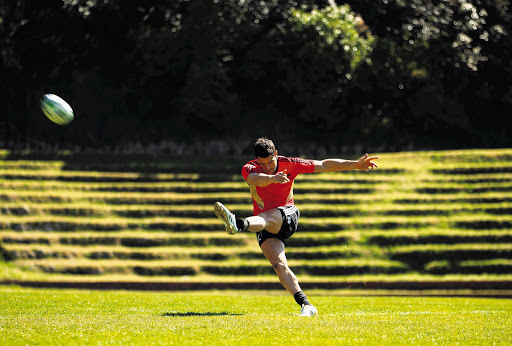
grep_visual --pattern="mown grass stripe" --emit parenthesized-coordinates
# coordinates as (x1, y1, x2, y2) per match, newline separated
(432, 167, 512, 175)
(2, 202, 511, 220)
(15, 257, 410, 276)
(425, 258, 512, 275)
(424, 176, 512, 184)
(390, 244, 512, 266)
(2, 215, 509, 232)
(393, 196, 512, 204)
(416, 185, 512, 194)
(365, 230, 512, 246)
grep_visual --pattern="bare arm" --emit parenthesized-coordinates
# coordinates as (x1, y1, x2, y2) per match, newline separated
(313, 154, 379, 173)
(246, 171, 290, 187)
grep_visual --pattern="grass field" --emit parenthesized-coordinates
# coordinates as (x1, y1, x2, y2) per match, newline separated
(1, 286, 511, 345)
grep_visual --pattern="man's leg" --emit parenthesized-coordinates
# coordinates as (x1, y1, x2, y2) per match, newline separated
(214, 202, 282, 235)
(245, 208, 282, 234)
(214, 203, 317, 316)
(260, 237, 301, 295)
(260, 238, 318, 316)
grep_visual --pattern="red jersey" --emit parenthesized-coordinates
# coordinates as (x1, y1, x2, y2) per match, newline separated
(241, 156, 315, 215)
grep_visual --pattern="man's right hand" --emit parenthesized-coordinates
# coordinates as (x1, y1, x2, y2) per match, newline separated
(273, 170, 290, 184)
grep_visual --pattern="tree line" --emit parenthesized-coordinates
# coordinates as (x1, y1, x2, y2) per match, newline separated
(1, 0, 511, 153)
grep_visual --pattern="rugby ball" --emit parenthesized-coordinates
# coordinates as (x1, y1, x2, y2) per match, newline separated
(40, 94, 74, 125)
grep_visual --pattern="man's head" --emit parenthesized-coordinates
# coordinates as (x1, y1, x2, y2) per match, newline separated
(254, 137, 278, 175)
(254, 137, 276, 158)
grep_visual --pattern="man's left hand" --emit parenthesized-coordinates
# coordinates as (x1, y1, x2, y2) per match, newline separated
(357, 153, 379, 171)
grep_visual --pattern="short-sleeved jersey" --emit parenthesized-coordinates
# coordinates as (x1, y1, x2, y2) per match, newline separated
(241, 156, 315, 215)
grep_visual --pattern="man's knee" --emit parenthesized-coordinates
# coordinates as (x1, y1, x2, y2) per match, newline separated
(260, 209, 283, 234)
(270, 260, 288, 274)
(265, 220, 281, 234)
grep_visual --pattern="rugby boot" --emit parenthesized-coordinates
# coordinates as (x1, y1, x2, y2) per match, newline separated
(214, 202, 238, 235)
(299, 304, 318, 317)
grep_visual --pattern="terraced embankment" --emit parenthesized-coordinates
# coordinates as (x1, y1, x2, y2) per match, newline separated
(1, 149, 511, 292)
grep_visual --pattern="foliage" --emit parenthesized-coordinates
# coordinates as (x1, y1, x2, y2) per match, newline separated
(277, 5, 376, 129)
(0, 0, 511, 150)
(346, 0, 512, 148)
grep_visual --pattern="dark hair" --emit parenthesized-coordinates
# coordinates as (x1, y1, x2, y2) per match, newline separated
(254, 137, 276, 158)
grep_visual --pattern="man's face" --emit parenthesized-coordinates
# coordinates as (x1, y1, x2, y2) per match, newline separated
(257, 151, 278, 175)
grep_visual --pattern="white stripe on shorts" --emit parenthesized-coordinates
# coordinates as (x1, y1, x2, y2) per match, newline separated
(282, 205, 298, 215)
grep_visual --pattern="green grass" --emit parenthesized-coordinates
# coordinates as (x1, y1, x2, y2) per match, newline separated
(0, 286, 511, 345)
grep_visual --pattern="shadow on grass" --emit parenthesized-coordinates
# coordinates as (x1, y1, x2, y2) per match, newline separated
(162, 312, 243, 317)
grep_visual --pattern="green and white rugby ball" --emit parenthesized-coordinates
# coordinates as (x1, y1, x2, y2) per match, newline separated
(41, 94, 74, 125)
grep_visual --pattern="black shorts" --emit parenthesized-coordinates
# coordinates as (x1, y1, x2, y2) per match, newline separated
(256, 205, 300, 246)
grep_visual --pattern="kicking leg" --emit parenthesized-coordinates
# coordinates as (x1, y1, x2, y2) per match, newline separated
(245, 208, 282, 234)
(213, 202, 282, 235)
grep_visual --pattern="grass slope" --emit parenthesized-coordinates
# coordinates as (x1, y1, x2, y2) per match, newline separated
(1, 148, 512, 283)
(1, 286, 511, 345)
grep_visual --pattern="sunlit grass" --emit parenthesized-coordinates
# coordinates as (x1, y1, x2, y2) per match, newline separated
(4, 261, 512, 283)
(0, 287, 511, 345)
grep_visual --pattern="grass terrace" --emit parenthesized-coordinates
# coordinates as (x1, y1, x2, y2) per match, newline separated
(1, 149, 512, 291)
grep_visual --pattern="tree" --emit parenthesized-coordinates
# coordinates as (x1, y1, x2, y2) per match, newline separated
(1, 0, 510, 151)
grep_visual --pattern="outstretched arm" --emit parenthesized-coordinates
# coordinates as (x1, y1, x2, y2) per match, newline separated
(313, 154, 379, 173)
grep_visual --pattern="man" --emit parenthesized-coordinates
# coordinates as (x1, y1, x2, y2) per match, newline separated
(214, 137, 378, 316)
